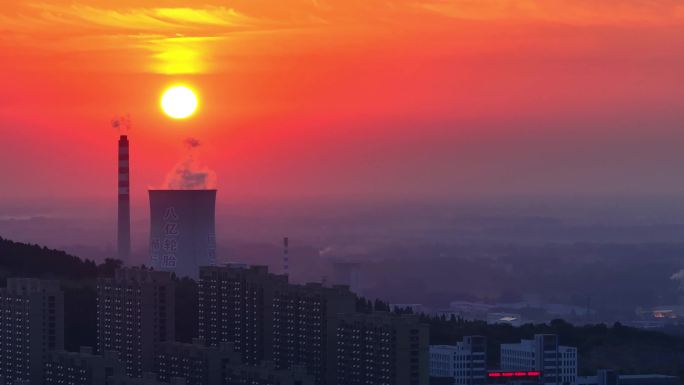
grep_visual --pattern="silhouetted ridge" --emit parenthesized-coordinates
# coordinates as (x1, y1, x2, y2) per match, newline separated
(0, 236, 121, 280)
(0, 237, 123, 351)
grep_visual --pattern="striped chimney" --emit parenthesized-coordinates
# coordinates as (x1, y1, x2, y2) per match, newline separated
(283, 236, 289, 275)
(117, 135, 131, 261)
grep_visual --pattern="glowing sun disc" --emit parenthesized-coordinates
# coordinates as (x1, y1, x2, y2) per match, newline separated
(161, 85, 198, 119)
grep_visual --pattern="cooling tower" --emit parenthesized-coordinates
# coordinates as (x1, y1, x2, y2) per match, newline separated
(149, 189, 217, 278)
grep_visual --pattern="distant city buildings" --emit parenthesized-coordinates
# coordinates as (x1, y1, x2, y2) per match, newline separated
(0, 278, 64, 385)
(501, 334, 577, 385)
(437, 301, 593, 325)
(97, 268, 175, 378)
(430, 336, 487, 385)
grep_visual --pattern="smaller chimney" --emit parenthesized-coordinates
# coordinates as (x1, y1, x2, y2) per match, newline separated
(283, 237, 289, 275)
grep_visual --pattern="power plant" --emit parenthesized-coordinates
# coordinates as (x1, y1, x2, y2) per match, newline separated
(149, 189, 217, 278)
(117, 134, 131, 262)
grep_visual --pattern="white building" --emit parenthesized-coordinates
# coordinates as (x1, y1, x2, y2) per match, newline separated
(577, 370, 678, 385)
(430, 336, 487, 385)
(501, 334, 577, 385)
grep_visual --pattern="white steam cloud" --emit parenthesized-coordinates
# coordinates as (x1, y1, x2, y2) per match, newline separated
(670, 269, 684, 290)
(671, 270, 684, 280)
(164, 138, 216, 190)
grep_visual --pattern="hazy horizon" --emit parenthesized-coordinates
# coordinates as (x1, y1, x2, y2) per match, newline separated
(2, 1, 683, 209)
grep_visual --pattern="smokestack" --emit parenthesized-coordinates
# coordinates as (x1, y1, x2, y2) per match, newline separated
(117, 135, 131, 262)
(283, 237, 289, 275)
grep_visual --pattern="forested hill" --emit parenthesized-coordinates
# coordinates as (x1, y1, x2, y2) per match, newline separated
(0, 236, 197, 348)
(0, 236, 120, 280)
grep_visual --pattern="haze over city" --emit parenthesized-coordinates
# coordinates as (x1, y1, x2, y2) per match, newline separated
(2, 1, 684, 385)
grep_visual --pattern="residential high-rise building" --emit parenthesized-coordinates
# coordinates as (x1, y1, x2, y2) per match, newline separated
(43, 347, 122, 385)
(97, 268, 175, 378)
(0, 278, 64, 385)
(333, 312, 429, 385)
(500, 334, 577, 385)
(271, 283, 356, 385)
(197, 265, 357, 385)
(430, 336, 487, 385)
(198, 265, 286, 364)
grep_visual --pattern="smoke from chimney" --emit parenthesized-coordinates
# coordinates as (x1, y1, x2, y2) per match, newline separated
(671, 269, 684, 290)
(163, 138, 217, 190)
(111, 115, 131, 132)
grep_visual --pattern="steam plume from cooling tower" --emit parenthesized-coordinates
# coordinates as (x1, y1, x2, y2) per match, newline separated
(163, 138, 216, 190)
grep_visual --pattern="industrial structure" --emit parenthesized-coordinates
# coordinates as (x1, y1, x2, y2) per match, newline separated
(148, 189, 217, 278)
(117, 134, 131, 262)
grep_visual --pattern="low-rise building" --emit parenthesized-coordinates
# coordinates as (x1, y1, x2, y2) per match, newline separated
(500, 334, 577, 385)
(109, 373, 185, 385)
(430, 336, 487, 385)
(576, 370, 678, 385)
(43, 347, 122, 385)
(154, 339, 314, 385)
(223, 362, 314, 385)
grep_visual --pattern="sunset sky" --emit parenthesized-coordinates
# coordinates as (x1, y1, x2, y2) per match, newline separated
(1, 1, 684, 210)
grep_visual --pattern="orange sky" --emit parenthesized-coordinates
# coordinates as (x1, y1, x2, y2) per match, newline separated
(1, 1, 684, 206)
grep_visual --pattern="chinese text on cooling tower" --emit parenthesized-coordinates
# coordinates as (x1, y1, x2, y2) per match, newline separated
(151, 207, 179, 268)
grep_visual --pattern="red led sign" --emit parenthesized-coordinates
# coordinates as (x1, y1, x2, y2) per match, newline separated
(488, 371, 541, 378)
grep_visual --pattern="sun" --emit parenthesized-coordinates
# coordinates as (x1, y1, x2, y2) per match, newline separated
(161, 85, 198, 119)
